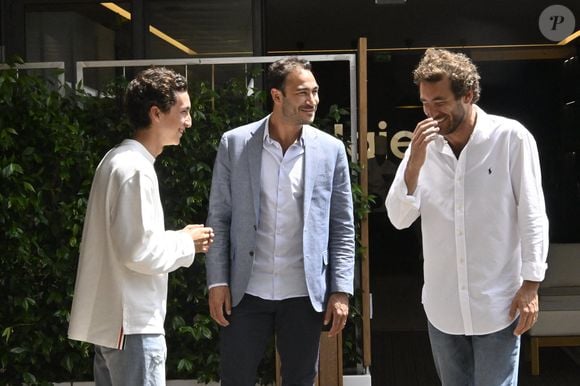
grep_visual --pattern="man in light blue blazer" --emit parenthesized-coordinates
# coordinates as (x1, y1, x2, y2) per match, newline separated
(206, 57, 355, 386)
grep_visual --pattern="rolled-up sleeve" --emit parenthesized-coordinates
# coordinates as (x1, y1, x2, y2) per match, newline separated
(510, 127, 549, 281)
(385, 150, 421, 230)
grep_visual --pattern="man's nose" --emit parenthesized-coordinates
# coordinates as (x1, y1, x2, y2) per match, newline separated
(307, 93, 318, 105)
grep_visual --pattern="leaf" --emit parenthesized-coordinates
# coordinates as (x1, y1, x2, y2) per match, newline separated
(23, 181, 36, 193)
(1, 163, 23, 177)
(2, 327, 13, 342)
(177, 358, 193, 372)
(63, 355, 74, 373)
(201, 326, 212, 340)
(22, 372, 37, 383)
(10, 347, 28, 354)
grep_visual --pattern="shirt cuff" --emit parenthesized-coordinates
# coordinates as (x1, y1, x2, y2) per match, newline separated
(395, 179, 421, 209)
(521, 261, 548, 282)
(208, 283, 229, 290)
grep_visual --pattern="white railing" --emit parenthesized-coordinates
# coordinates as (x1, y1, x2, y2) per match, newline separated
(75, 55, 358, 160)
(0, 61, 65, 85)
(0, 56, 359, 159)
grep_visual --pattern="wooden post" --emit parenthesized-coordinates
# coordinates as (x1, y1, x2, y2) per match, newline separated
(530, 336, 540, 376)
(276, 332, 343, 386)
(318, 332, 343, 386)
(357, 36, 372, 369)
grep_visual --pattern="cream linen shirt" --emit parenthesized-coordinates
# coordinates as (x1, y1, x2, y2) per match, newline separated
(68, 139, 195, 349)
(386, 106, 549, 335)
(245, 123, 309, 300)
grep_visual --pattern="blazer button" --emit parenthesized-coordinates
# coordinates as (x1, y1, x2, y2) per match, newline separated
(249, 251, 254, 256)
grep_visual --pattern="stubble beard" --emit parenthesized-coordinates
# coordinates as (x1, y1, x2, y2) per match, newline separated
(440, 103, 466, 137)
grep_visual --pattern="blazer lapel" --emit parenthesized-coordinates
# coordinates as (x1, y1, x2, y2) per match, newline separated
(247, 120, 266, 224)
(303, 125, 320, 222)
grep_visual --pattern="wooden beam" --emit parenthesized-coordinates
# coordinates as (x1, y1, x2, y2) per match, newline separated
(469, 46, 576, 62)
(535, 336, 580, 347)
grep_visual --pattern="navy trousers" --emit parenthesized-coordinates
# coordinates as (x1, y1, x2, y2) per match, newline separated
(219, 294, 324, 386)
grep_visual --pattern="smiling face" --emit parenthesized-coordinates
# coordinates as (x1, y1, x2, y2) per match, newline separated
(157, 90, 192, 146)
(272, 68, 319, 126)
(419, 77, 472, 137)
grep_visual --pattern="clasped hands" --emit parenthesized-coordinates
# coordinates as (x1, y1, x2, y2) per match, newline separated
(182, 224, 214, 253)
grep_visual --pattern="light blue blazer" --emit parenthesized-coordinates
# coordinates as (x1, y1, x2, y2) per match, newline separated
(205, 116, 355, 312)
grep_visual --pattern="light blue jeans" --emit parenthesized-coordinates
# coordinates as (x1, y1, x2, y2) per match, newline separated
(94, 334, 167, 386)
(428, 320, 520, 386)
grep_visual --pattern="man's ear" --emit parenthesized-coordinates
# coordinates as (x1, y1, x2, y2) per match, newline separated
(149, 105, 161, 122)
(271, 88, 282, 104)
(463, 89, 474, 104)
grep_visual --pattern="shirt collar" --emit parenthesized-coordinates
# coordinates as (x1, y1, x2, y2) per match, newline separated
(431, 104, 490, 152)
(470, 105, 491, 144)
(123, 138, 156, 164)
(263, 114, 305, 147)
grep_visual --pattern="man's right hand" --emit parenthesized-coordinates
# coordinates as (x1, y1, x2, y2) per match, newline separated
(405, 117, 440, 194)
(209, 285, 231, 327)
(181, 224, 214, 253)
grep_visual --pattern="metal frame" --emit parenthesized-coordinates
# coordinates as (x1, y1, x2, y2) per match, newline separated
(0, 61, 65, 85)
(75, 54, 358, 160)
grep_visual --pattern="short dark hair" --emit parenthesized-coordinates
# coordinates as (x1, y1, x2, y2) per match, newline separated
(125, 67, 188, 130)
(267, 57, 312, 95)
(413, 48, 481, 103)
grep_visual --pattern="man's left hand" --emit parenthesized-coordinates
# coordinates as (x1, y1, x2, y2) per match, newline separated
(324, 292, 350, 337)
(509, 280, 540, 336)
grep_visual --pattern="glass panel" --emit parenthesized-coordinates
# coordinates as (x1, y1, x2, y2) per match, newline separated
(147, 0, 253, 58)
(25, 2, 132, 86)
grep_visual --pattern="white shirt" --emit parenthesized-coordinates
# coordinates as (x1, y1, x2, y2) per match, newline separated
(68, 139, 195, 349)
(245, 122, 309, 300)
(386, 106, 549, 335)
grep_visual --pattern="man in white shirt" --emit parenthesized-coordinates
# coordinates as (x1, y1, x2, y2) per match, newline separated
(68, 67, 214, 386)
(206, 57, 355, 385)
(386, 48, 549, 386)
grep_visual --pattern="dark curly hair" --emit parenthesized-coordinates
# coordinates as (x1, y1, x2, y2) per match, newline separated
(125, 67, 188, 130)
(413, 48, 481, 103)
(267, 57, 312, 96)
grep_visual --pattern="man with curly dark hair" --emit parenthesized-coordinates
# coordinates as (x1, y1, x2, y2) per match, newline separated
(68, 67, 214, 386)
(387, 48, 549, 386)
